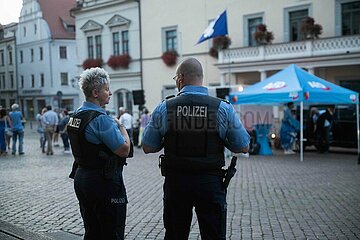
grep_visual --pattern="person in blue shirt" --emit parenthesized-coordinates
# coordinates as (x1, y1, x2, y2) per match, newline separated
(280, 102, 300, 154)
(142, 57, 250, 240)
(9, 103, 25, 155)
(67, 67, 131, 240)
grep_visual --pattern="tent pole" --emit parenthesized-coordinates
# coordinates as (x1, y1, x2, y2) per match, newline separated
(300, 101, 304, 162)
(357, 102, 360, 164)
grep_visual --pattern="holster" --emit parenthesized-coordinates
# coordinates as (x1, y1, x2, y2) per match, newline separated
(68, 161, 78, 179)
(158, 154, 167, 176)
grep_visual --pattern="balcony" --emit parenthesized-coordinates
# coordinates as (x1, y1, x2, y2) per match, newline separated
(218, 35, 360, 65)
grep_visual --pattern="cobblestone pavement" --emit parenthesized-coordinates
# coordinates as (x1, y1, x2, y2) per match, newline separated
(1, 129, 360, 239)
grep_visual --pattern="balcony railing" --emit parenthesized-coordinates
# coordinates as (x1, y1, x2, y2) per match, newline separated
(218, 35, 360, 64)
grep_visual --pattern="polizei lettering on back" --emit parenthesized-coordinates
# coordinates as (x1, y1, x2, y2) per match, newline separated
(177, 105, 207, 117)
(68, 117, 81, 128)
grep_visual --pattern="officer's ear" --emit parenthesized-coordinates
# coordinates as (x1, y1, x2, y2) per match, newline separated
(92, 89, 99, 98)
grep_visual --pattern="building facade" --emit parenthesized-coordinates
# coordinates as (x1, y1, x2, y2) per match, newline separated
(140, 0, 360, 113)
(71, 0, 142, 117)
(17, 0, 79, 120)
(0, 23, 18, 109)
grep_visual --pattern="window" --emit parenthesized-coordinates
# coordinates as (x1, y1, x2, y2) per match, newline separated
(165, 29, 177, 51)
(59, 46, 67, 59)
(21, 76, 24, 88)
(23, 27, 26, 37)
(10, 73, 14, 88)
(87, 36, 94, 58)
(34, 24, 37, 34)
(39, 47, 43, 61)
(0, 73, 5, 89)
(20, 50, 23, 63)
(0, 50, 4, 66)
(61, 72, 68, 86)
(30, 48, 34, 62)
(40, 73, 44, 87)
(342, 1, 360, 35)
(95, 35, 102, 59)
(8, 51, 12, 65)
(31, 75, 35, 88)
(113, 32, 120, 56)
(289, 9, 308, 41)
(248, 17, 263, 46)
(122, 30, 129, 54)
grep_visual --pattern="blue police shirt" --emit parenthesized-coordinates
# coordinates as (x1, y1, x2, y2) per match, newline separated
(75, 101, 125, 152)
(142, 85, 250, 152)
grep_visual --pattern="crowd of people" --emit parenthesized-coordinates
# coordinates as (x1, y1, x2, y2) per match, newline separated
(0, 104, 71, 157)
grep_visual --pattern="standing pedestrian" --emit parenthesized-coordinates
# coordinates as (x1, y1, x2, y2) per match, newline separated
(42, 105, 59, 155)
(68, 67, 131, 239)
(36, 107, 47, 150)
(138, 108, 150, 147)
(315, 105, 335, 153)
(9, 104, 25, 155)
(0, 108, 12, 156)
(280, 102, 300, 154)
(118, 107, 133, 139)
(58, 109, 70, 153)
(142, 57, 250, 240)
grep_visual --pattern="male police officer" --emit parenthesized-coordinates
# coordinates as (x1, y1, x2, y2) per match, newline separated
(142, 57, 250, 239)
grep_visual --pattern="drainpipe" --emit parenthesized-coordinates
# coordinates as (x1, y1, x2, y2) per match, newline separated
(134, 0, 143, 90)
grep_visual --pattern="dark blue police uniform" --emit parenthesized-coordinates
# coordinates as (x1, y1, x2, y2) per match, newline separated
(142, 85, 250, 239)
(68, 101, 128, 240)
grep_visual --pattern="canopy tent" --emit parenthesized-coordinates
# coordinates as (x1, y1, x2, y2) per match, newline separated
(229, 64, 359, 161)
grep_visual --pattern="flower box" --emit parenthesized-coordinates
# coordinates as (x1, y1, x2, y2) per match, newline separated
(82, 58, 103, 70)
(107, 54, 131, 69)
(161, 51, 178, 67)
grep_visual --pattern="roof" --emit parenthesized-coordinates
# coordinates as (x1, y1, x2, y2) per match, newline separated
(38, 0, 76, 39)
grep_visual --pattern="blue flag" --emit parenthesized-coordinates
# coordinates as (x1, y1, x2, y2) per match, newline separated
(196, 10, 228, 45)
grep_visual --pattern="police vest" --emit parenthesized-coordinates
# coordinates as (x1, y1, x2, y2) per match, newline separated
(67, 110, 114, 169)
(164, 94, 225, 172)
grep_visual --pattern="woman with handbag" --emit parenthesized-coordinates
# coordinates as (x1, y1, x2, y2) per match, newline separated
(0, 108, 12, 156)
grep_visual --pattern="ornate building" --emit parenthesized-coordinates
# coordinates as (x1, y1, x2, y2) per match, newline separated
(17, 0, 79, 119)
(0, 23, 18, 108)
(71, 0, 142, 116)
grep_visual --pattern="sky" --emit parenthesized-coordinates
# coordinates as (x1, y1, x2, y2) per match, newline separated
(0, 0, 23, 25)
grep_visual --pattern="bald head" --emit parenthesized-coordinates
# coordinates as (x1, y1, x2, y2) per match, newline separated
(175, 57, 203, 86)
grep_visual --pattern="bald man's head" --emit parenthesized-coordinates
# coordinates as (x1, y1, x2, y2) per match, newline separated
(175, 57, 203, 87)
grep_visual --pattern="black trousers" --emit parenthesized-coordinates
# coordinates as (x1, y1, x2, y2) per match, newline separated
(163, 174, 227, 240)
(74, 168, 127, 240)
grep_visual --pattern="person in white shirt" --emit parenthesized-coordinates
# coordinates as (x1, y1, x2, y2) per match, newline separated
(118, 107, 133, 139)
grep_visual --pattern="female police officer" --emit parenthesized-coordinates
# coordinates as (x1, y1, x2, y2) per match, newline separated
(142, 57, 250, 240)
(67, 67, 130, 240)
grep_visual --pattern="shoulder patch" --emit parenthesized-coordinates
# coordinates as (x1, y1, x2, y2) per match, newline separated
(220, 98, 230, 104)
(165, 95, 175, 100)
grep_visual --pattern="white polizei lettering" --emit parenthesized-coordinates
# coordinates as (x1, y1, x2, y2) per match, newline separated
(177, 106, 207, 117)
(177, 106, 182, 116)
(68, 117, 81, 128)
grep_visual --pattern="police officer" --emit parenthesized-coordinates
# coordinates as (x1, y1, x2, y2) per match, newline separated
(142, 57, 250, 240)
(67, 67, 131, 240)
